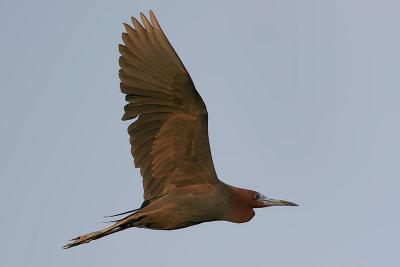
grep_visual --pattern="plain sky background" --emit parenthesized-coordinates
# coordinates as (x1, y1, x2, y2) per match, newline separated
(1, 0, 399, 266)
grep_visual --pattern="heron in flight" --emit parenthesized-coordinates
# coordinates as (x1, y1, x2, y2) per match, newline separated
(64, 11, 297, 249)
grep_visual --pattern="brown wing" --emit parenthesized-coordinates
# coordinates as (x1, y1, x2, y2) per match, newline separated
(119, 11, 219, 201)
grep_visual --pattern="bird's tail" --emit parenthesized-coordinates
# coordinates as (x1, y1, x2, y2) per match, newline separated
(63, 213, 141, 249)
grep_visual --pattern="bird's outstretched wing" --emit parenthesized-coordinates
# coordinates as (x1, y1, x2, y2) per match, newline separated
(119, 11, 219, 201)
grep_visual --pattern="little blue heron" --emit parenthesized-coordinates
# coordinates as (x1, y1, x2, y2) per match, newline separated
(64, 10, 297, 249)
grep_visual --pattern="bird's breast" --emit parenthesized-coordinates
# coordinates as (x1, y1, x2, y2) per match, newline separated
(134, 183, 230, 230)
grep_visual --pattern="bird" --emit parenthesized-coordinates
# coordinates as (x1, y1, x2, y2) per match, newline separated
(63, 10, 297, 249)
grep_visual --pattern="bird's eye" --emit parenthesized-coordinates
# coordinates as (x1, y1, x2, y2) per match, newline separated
(255, 193, 261, 200)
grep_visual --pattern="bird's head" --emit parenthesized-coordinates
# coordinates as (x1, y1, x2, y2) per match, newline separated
(226, 186, 298, 223)
(251, 191, 298, 208)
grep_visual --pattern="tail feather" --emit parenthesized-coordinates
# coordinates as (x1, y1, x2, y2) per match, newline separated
(104, 208, 140, 218)
(103, 200, 150, 218)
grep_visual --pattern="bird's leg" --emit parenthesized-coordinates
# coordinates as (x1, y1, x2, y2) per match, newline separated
(63, 213, 143, 249)
(63, 225, 124, 249)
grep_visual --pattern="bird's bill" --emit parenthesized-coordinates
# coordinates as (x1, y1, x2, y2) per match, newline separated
(263, 198, 298, 206)
(260, 195, 298, 207)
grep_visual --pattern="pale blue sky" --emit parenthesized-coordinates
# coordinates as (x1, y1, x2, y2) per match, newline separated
(1, 0, 399, 266)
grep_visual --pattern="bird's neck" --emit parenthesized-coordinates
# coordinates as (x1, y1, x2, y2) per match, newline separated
(224, 185, 255, 223)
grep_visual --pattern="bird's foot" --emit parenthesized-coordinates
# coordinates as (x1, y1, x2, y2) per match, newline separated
(63, 231, 100, 249)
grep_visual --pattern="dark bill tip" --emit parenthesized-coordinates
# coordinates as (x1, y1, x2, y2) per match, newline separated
(283, 201, 299, 206)
(265, 199, 299, 207)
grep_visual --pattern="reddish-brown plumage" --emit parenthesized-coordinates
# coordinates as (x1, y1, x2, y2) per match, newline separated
(64, 11, 297, 249)
(224, 186, 257, 223)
